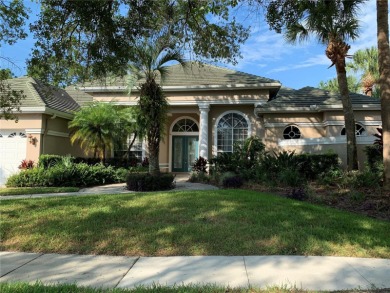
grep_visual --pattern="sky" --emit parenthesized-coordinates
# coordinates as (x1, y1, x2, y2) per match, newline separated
(0, 0, 382, 90)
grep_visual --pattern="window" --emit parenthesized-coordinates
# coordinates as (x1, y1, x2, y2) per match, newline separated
(217, 112, 249, 153)
(114, 134, 143, 161)
(172, 118, 199, 132)
(341, 124, 366, 136)
(283, 125, 301, 139)
(8, 132, 26, 138)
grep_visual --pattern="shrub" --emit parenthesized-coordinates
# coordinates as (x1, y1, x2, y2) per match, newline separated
(188, 171, 210, 183)
(6, 163, 117, 187)
(115, 168, 129, 183)
(295, 153, 340, 180)
(18, 159, 34, 170)
(141, 157, 149, 167)
(126, 173, 175, 191)
(222, 175, 243, 188)
(286, 187, 308, 201)
(278, 168, 306, 188)
(38, 154, 63, 169)
(192, 156, 208, 173)
(364, 145, 383, 172)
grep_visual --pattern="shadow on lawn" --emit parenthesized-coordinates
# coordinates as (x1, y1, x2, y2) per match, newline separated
(1, 190, 389, 258)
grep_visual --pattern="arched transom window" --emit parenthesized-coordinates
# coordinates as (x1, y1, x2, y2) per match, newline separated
(172, 118, 199, 132)
(341, 124, 366, 136)
(217, 112, 249, 153)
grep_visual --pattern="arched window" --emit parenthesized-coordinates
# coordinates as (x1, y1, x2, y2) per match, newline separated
(341, 124, 366, 136)
(217, 112, 249, 153)
(172, 118, 199, 132)
(283, 125, 301, 139)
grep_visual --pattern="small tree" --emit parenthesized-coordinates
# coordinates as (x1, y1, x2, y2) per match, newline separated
(128, 38, 187, 175)
(69, 102, 135, 162)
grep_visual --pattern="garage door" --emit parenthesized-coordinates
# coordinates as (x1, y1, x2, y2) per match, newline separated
(0, 131, 27, 186)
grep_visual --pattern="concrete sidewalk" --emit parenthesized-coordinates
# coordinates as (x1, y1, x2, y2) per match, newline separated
(1, 252, 389, 290)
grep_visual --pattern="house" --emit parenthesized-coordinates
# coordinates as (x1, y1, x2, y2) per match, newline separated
(0, 63, 382, 185)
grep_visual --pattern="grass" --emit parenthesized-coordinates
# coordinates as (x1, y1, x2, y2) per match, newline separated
(0, 187, 79, 196)
(2, 282, 385, 293)
(0, 190, 389, 257)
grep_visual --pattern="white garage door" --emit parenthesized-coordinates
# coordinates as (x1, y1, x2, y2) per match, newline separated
(0, 131, 27, 186)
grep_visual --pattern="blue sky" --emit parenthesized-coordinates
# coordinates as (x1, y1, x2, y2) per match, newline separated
(0, 0, 381, 89)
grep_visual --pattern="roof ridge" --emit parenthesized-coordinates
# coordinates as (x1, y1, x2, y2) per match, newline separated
(24, 77, 46, 107)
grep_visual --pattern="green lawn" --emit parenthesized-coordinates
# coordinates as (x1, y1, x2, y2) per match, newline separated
(1, 190, 389, 257)
(0, 282, 376, 293)
(0, 187, 79, 196)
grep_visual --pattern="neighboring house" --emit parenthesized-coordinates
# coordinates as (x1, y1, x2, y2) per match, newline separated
(0, 77, 92, 185)
(0, 63, 382, 185)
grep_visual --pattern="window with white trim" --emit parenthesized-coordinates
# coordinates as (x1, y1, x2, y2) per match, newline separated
(217, 112, 248, 153)
(283, 125, 301, 139)
(341, 124, 366, 136)
(114, 134, 143, 161)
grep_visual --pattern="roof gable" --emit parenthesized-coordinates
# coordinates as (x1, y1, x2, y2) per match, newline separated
(5, 77, 85, 115)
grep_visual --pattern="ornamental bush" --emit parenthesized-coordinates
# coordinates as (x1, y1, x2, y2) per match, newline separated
(126, 173, 175, 191)
(6, 163, 118, 187)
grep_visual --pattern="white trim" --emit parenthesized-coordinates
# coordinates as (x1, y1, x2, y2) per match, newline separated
(25, 128, 44, 134)
(256, 104, 381, 114)
(213, 110, 252, 156)
(169, 116, 200, 172)
(47, 130, 69, 138)
(265, 120, 382, 128)
(278, 135, 376, 146)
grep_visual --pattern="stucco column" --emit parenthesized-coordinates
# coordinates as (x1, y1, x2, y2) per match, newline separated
(198, 103, 210, 159)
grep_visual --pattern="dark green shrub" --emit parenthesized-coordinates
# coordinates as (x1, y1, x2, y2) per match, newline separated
(115, 167, 129, 183)
(38, 154, 64, 169)
(222, 175, 243, 188)
(126, 173, 175, 191)
(192, 156, 208, 173)
(295, 153, 340, 180)
(364, 145, 383, 172)
(188, 171, 210, 183)
(6, 163, 117, 187)
(278, 168, 306, 187)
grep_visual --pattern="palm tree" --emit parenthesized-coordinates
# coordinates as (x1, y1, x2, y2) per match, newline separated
(128, 38, 187, 175)
(69, 102, 121, 162)
(376, 0, 390, 190)
(347, 47, 379, 97)
(318, 75, 360, 94)
(283, 0, 363, 170)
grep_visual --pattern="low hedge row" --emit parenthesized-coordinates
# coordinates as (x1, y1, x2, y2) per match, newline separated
(126, 173, 175, 191)
(6, 163, 120, 188)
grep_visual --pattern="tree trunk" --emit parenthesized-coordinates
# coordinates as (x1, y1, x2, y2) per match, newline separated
(377, 0, 390, 190)
(148, 139, 160, 175)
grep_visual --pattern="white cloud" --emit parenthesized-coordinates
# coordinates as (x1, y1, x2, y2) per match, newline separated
(267, 54, 331, 74)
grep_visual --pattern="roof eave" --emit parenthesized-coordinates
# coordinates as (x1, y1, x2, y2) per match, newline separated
(78, 83, 282, 93)
(255, 104, 381, 114)
(19, 106, 75, 119)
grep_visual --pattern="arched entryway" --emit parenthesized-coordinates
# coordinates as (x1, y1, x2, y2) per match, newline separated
(170, 117, 199, 172)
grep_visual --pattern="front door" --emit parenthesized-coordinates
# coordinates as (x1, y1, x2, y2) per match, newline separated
(172, 136, 199, 172)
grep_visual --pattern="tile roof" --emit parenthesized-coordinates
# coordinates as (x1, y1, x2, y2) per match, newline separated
(80, 62, 281, 89)
(258, 86, 380, 111)
(4, 77, 92, 114)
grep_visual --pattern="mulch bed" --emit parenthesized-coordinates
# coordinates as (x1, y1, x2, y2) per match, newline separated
(244, 183, 390, 221)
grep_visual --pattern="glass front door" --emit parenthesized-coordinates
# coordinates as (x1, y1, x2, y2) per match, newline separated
(172, 136, 199, 172)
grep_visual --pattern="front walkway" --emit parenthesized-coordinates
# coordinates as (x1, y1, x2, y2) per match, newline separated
(0, 173, 218, 200)
(1, 251, 389, 290)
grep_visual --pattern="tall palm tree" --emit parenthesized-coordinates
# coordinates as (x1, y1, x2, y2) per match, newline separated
(283, 0, 363, 170)
(69, 102, 121, 162)
(376, 0, 390, 190)
(128, 39, 187, 175)
(347, 47, 379, 97)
